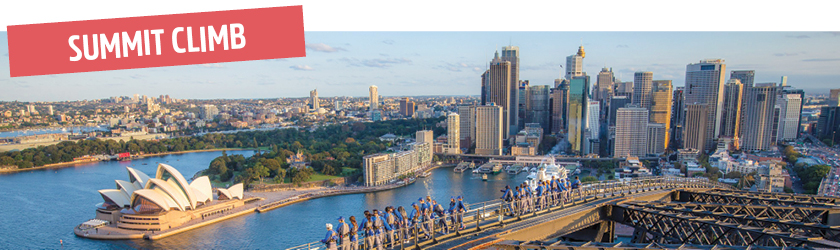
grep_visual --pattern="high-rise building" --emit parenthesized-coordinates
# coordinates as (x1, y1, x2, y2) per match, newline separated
(684, 104, 709, 151)
(816, 106, 840, 144)
(567, 75, 590, 155)
(309, 89, 319, 110)
(780, 76, 788, 86)
(614, 106, 649, 157)
(584, 101, 600, 155)
(632, 71, 654, 109)
(400, 97, 415, 117)
(475, 104, 503, 155)
(830, 89, 840, 107)
(550, 80, 569, 134)
(201, 104, 219, 120)
(457, 105, 476, 148)
(609, 96, 631, 127)
(527, 85, 551, 132)
(481, 70, 489, 105)
(685, 59, 726, 152)
(650, 80, 673, 150)
(740, 83, 777, 151)
(647, 123, 667, 155)
(595, 68, 615, 104)
(446, 113, 461, 154)
(613, 81, 634, 100)
(565, 46, 585, 80)
(776, 93, 802, 142)
(502, 46, 521, 133)
(47, 105, 54, 116)
(369, 85, 379, 110)
(518, 80, 529, 130)
(720, 79, 743, 138)
(487, 51, 514, 138)
(671, 87, 685, 149)
(730, 70, 755, 87)
(783, 88, 806, 137)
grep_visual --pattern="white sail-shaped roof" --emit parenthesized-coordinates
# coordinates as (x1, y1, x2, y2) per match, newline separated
(99, 189, 131, 207)
(145, 178, 190, 211)
(156, 164, 198, 209)
(126, 167, 151, 187)
(132, 189, 180, 212)
(115, 180, 138, 198)
(217, 183, 244, 200)
(190, 176, 213, 203)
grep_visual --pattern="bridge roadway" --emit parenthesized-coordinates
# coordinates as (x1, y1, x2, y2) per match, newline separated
(287, 176, 726, 250)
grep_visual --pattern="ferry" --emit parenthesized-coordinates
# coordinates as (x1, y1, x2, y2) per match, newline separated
(525, 155, 569, 192)
(482, 174, 488, 181)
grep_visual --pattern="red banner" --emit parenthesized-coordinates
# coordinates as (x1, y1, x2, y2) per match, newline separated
(7, 6, 305, 77)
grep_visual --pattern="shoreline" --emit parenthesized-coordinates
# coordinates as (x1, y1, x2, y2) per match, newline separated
(0, 148, 255, 175)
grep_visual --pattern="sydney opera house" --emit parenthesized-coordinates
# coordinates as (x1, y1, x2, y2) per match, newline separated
(87, 163, 247, 233)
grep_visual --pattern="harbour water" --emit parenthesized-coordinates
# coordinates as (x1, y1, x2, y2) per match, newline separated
(0, 151, 530, 249)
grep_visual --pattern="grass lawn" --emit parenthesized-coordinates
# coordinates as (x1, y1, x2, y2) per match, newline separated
(308, 173, 342, 182)
(341, 167, 358, 176)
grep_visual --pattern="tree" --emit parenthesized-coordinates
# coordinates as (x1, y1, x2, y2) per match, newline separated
(581, 176, 598, 183)
(252, 162, 270, 183)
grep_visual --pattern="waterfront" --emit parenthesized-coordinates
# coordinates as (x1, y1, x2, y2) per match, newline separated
(0, 150, 529, 249)
(0, 125, 108, 138)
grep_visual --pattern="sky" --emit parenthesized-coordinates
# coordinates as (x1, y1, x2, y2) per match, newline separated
(1, 31, 839, 102)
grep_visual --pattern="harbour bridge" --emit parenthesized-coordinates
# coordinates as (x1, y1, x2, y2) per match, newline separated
(288, 176, 840, 250)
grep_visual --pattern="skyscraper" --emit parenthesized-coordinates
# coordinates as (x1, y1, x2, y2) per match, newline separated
(550, 80, 569, 134)
(595, 68, 615, 112)
(830, 89, 840, 107)
(776, 93, 802, 142)
(400, 97, 415, 117)
(720, 79, 743, 138)
(527, 85, 551, 132)
(567, 75, 590, 155)
(614, 106, 649, 157)
(446, 113, 461, 154)
(632, 71, 654, 109)
(584, 101, 600, 155)
(647, 123, 667, 155)
(457, 105, 476, 148)
(502, 46, 521, 134)
(310, 89, 319, 110)
(369, 85, 379, 110)
(487, 51, 514, 138)
(565, 46, 585, 80)
(740, 83, 777, 151)
(609, 96, 631, 127)
(476, 104, 503, 155)
(684, 104, 709, 151)
(613, 80, 634, 100)
(518, 80, 529, 130)
(671, 87, 685, 149)
(816, 106, 840, 144)
(684, 59, 726, 152)
(783, 88, 806, 137)
(650, 80, 673, 150)
(730, 70, 755, 87)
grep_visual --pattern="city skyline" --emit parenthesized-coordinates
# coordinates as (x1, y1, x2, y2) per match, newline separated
(2, 32, 840, 102)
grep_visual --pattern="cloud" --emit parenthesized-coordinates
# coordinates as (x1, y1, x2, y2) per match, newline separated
(829, 32, 840, 36)
(773, 52, 804, 57)
(305, 43, 346, 52)
(2, 53, 7, 57)
(436, 62, 483, 72)
(382, 40, 395, 45)
(786, 35, 810, 39)
(290, 65, 314, 71)
(129, 74, 144, 79)
(802, 58, 840, 62)
(340, 57, 412, 68)
(616, 44, 629, 48)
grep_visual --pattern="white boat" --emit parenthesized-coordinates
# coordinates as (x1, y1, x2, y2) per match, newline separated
(524, 155, 569, 193)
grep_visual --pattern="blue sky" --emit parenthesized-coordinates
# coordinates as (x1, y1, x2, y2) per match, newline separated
(1, 32, 838, 102)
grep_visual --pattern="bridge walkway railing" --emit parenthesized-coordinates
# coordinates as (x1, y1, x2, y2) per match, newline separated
(285, 176, 730, 250)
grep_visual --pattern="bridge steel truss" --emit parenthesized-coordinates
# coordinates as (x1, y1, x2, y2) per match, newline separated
(608, 201, 840, 249)
(675, 189, 840, 207)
